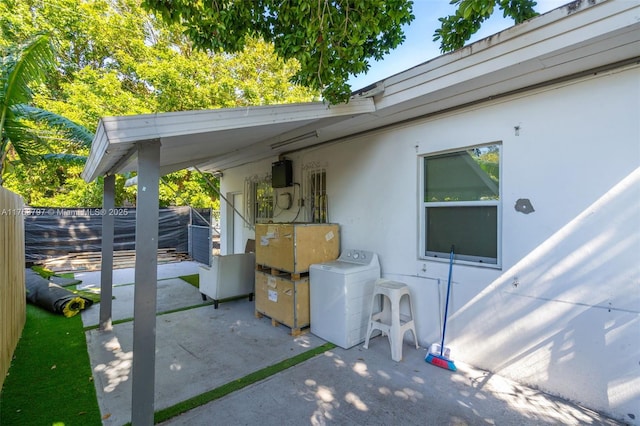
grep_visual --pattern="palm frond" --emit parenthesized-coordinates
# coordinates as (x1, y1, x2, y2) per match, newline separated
(2, 120, 45, 165)
(42, 153, 87, 164)
(1, 34, 55, 109)
(17, 105, 94, 147)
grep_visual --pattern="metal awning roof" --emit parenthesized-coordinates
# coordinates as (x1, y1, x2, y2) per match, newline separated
(82, 0, 640, 183)
(81, 99, 376, 182)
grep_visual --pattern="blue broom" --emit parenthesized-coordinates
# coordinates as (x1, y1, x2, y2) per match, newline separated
(426, 245, 457, 371)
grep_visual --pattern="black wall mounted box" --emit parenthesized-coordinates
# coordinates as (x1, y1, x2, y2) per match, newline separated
(272, 159, 293, 188)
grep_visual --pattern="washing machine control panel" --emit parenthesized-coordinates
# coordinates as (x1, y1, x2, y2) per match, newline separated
(339, 249, 376, 265)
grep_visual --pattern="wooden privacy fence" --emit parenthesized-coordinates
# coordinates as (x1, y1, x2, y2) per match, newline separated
(0, 188, 26, 390)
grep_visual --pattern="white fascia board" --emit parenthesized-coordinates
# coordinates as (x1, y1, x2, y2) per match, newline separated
(374, 0, 639, 111)
(81, 120, 112, 182)
(98, 99, 374, 144)
(379, 0, 632, 91)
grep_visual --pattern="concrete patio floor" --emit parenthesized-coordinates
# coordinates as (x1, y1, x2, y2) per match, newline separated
(77, 262, 625, 426)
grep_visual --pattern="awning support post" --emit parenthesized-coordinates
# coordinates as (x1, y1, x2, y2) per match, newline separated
(131, 140, 161, 425)
(99, 174, 115, 331)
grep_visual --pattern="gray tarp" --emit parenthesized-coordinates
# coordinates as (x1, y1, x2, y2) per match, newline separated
(23, 207, 210, 262)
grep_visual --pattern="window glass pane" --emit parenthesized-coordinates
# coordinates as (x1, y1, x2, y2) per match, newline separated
(425, 145, 499, 202)
(255, 180, 273, 222)
(426, 206, 497, 263)
(309, 170, 327, 223)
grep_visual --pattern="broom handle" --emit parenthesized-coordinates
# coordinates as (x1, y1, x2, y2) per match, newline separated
(440, 245, 455, 356)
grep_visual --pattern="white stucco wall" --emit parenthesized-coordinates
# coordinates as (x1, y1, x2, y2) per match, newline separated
(220, 65, 640, 423)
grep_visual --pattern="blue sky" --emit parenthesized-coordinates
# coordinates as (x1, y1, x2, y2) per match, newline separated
(347, 0, 569, 90)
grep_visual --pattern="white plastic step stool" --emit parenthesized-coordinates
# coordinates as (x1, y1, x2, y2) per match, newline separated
(363, 279, 418, 361)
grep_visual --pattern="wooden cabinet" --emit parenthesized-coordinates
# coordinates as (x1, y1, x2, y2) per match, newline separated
(255, 223, 339, 274)
(255, 270, 309, 336)
(254, 223, 339, 335)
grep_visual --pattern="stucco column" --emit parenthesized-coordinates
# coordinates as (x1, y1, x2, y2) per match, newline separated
(130, 140, 160, 425)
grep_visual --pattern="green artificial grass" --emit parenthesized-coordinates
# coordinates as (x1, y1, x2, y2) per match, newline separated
(151, 342, 336, 424)
(68, 285, 101, 305)
(31, 266, 81, 287)
(30, 264, 57, 279)
(179, 274, 199, 288)
(3, 269, 333, 426)
(57, 272, 76, 279)
(31, 266, 101, 305)
(83, 301, 216, 332)
(0, 305, 102, 426)
(30, 265, 75, 280)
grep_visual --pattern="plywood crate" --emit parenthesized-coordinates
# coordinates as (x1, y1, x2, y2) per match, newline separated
(254, 270, 309, 335)
(255, 223, 339, 274)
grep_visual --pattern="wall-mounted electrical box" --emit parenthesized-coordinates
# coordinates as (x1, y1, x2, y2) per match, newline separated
(272, 159, 293, 188)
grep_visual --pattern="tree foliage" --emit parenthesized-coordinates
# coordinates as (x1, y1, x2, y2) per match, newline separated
(0, 34, 92, 186)
(142, 0, 414, 103)
(0, 0, 319, 207)
(434, 0, 538, 52)
(0, 0, 541, 206)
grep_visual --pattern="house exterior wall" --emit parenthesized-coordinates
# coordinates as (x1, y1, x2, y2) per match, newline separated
(220, 65, 640, 422)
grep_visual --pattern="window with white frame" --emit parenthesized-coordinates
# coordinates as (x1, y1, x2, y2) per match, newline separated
(244, 175, 274, 225)
(420, 144, 501, 265)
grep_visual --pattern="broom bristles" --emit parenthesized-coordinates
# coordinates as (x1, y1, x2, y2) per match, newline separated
(425, 353, 457, 371)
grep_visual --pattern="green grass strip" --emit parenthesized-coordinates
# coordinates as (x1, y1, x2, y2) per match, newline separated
(30, 265, 75, 280)
(68, 285, 102, 305)
(179, 274, 199, 288)
(151, 342, 336, 424)
(57, 272, 76, 279)
(30, 264, 56, 279)
(82, 301, 215, 332)
(0, 305, 102, 426)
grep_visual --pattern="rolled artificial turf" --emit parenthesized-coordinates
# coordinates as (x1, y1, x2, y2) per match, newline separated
(0, 304, 102, 426)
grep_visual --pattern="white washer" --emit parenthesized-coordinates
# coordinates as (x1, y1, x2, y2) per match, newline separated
(309, 249, 381, 349)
